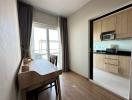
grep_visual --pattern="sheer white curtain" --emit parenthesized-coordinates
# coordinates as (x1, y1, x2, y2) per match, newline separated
(30, 22, 62, 68)
(30, 23, 35, 59)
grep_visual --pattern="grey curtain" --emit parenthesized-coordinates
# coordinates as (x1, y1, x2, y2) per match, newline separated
(18, 2, 33, 58)
(59, 17, 70, 72)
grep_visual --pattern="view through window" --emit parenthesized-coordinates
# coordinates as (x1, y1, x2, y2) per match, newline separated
(32, 26, 61, 67)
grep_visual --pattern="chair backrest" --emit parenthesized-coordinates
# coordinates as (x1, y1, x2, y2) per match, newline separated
(49, 55, 57, 66)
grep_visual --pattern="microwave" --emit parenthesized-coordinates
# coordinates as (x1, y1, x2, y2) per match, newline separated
(100, 31, 116, 41)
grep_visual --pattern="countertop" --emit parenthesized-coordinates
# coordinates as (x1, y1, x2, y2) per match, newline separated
(94, 50, 131, 56)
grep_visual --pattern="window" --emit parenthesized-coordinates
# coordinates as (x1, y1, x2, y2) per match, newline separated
(31, 24, 62, 68)
(33, 27, 48, 59)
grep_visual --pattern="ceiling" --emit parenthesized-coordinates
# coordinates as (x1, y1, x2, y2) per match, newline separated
(20, 0, 91, 17)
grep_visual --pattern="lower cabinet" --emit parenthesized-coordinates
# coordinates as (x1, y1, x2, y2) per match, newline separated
(118, 56, 131, 78)
(93, 54, 105, 70)
(104, 55, 119, 74)
(94, 54, 131, 78)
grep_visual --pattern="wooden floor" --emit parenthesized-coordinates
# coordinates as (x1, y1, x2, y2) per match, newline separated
(38, 72, 124, 100)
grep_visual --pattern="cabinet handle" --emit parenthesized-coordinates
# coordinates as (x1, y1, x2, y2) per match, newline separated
(105, 58, 118, 60)
(105, 63, 119, 66)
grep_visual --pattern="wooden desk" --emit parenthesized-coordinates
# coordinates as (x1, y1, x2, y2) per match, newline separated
(18, 59, 62, 100)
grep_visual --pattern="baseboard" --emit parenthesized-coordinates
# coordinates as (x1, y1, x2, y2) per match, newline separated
(70, 70, 89, 80)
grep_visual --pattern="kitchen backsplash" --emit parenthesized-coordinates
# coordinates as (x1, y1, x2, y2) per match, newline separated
(94, 39, 132, 51)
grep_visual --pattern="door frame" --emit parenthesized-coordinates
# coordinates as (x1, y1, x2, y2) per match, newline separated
(89, 4, 132, 80)
(89, 20, 93, 79)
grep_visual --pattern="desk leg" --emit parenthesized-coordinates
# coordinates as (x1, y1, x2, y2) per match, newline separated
(55, 80, 58, 95)
(27, 90, 38, 100)
(57, 76, 62, 100)
(21, 90, 26, 100)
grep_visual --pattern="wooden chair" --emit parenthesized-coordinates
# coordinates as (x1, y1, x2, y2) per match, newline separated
(49, 55, 58, 93)
(32, 55, 58, 100)
(50, 55, 57, 66)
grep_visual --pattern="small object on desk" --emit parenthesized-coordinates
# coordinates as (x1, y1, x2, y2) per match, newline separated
(21, 65, 29, 72)
(23, 58, 32, 64)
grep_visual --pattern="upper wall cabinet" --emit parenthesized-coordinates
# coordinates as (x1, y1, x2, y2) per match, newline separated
(93, 7, 132, 40)
(116, 10, 128, 39)
(101, 15, 116, 32)
(93, 20, 101, 42)
(127, 8, 132, 38)
(116, 8, 132, 39)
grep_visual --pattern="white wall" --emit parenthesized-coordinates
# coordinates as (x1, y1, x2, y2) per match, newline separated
(0, 0, 21, 100)
(68, 0, 132, 78)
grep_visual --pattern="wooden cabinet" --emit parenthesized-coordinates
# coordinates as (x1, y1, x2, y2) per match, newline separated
(116, 10, 128, 38)
(119, 56, 131, 78)
(93, 54, 105, 70)
(104, 55, 130, 78)
(94, 54, 131, 78)
(93, 20, 101, 42)
(127, 8, 132, 38)
(116, 8, 132, 39)
(102, 15, 116, 32)
(104, 55, 119, 74)
(93, 7, 132, 39)
(105, 55, 118, 60)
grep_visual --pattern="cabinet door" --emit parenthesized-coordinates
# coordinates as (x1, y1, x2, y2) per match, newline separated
(93, 54, 105, 70)
(116, 10, 128, 39)
(119, 56, 131, 78)
(93, 20, 101, 42)
(105, 55, 118, 60)
(127, 8, 132, 38)
(101, 18, 107, 32)
(104, 55, 119, 74)
(105, 64, 119, 74)
(102, 15, 116, 32)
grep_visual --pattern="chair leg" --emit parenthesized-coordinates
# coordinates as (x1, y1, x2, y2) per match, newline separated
(27, 91, 38, 100)
(50, 83, 52, 87)
(55, 81, 58, 96)
(56, 77, 62, 100)
(35, 93, 38, 100)
(32, 90, 38, 100)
